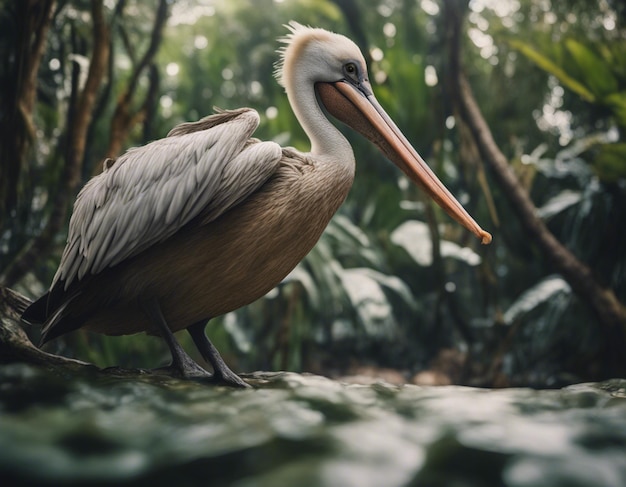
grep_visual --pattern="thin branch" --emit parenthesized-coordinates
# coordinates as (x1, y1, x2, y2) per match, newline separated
(142, 63, 161, 142)
(101, 0, 169, 165)
(457, 72, 626, 325)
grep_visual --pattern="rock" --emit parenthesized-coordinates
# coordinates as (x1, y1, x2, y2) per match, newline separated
(1, 364, 625, 487)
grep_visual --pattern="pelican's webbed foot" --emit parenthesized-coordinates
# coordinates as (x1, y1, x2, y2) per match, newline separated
(142, 298, 211, 380)
(188, 321, 250, 388)
(153, 352, 212, 380)
(143, 298, 249, 387)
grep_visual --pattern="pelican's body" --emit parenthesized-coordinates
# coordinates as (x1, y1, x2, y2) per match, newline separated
(23, 23, 490, 386)
(59, 111, 353, 337)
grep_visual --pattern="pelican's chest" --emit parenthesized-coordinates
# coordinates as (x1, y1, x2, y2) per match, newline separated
(266, 150, 355, 223)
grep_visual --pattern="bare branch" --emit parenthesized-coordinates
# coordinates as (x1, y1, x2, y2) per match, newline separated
(101, 0, 169, 166)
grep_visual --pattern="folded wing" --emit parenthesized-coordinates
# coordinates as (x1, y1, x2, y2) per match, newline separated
(53, 108, 283, 292)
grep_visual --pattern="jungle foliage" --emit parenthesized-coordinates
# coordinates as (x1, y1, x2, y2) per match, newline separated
(1, 0, 625, 387)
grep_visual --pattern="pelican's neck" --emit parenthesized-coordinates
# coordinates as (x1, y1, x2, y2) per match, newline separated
(285, 75, 355, 168)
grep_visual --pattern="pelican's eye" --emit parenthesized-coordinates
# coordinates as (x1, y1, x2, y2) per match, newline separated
(343, 61, 360, 82)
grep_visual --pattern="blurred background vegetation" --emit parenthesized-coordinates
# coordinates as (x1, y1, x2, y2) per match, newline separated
(1, 0, 625, 387)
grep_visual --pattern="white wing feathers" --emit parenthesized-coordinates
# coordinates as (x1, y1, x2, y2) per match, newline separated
(53, 109, 282, 290)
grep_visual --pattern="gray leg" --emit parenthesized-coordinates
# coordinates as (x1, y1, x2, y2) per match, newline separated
(143, 298, 210, 379)
(188, 321, 250, 388)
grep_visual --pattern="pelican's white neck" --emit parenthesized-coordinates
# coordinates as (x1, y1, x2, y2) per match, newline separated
(276, 23, 356, 166)
(283, 80, 353, 169)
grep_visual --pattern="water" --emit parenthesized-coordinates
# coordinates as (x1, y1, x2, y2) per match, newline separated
(1, 364, 625, 486)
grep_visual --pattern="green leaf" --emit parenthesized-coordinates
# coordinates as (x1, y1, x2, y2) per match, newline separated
(604, 92, 626, 130)
(283, 265, 321, 310)
(564, 39, 618, 98)
(593, 143, 626, 182)
(390, 220, 432, 266)
(508, 39, 595, 102)
(390, 220, 482, 267)
(503, 275, 571, 325)
(223, 312, 253, 353)
(536, 190, 582, 220)
(354, 267, 417, 312)
(340, 268, 396, 338)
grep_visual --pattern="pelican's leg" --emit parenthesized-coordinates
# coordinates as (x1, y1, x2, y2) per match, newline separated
(143, 298, 211, 379)
(187, 321, 250, 388)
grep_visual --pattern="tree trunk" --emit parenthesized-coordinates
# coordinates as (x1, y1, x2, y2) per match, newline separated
(1, 0, 110, 287)
(0, 0, 55, 234)
(443, 0, 626, 376)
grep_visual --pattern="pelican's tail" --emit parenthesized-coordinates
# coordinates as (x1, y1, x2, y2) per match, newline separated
(22, 290, 84, 346)
(20, 293, 49, 326)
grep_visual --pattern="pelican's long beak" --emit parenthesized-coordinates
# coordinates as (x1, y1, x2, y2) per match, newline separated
(316, 81, 492, 245)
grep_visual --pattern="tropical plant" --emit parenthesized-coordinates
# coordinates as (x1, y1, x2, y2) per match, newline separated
(462, 1, 626, 383)
(509, 36, 626, 181)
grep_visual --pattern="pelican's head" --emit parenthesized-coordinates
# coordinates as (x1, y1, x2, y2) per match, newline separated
(276, 22, 368, 92)
(277, 22, 492, 245)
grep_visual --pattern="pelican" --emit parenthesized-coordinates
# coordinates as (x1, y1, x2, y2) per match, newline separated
(22, 22, 491, 387)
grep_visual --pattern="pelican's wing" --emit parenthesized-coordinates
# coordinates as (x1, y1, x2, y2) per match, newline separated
(52, 108, 282, 291)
